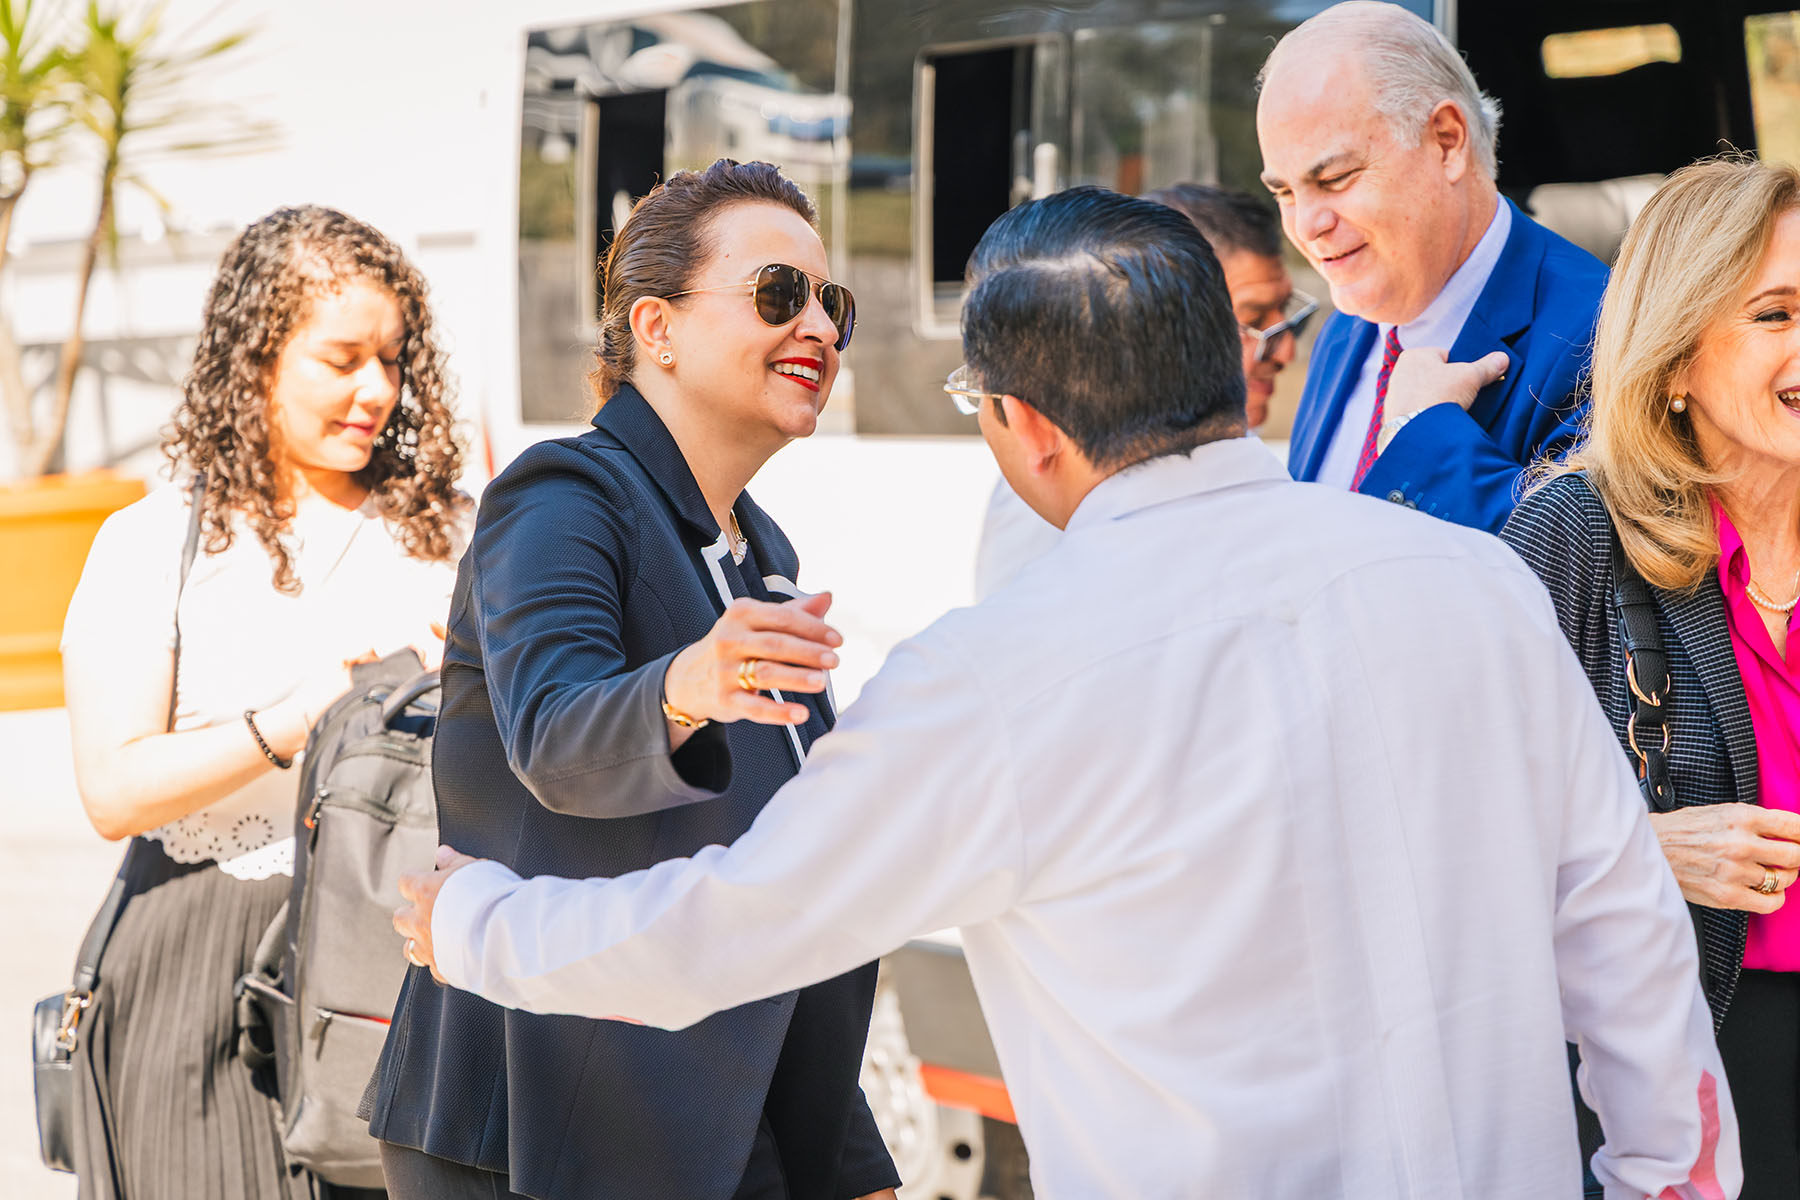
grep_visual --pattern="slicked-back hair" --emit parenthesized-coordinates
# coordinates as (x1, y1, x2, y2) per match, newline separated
(1143, 183, 1283, 261)
(962, 186, 1246, 470)
(590, 158, 817, 406)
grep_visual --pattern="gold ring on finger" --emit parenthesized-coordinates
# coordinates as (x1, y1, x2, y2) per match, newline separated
(1757, 867, 1781, 896)
(737, 658, 763, 692)
(404, 936, 427, 967)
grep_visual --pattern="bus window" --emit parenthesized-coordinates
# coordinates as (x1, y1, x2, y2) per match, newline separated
(1541, 24, 1680, 79)
(589, 91, 667, 321)
(1748, 12, 1800, 166)
(519, 92, 594, 425)
(915, 39, 1066, 336)
(1070, 19, 1223, 196)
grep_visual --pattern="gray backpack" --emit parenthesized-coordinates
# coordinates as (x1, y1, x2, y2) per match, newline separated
(236, 650, 439, 1188)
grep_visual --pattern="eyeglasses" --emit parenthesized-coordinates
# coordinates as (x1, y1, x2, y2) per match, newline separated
(668, 263, 856, 352)
(1239, 289, 1319, 363)
(944, 364, 1007, 416)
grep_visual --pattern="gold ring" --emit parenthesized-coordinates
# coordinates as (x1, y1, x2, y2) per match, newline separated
(1757, 868, 1781, 896)
(404, 936, 427, 967)
(737, 659, 762, 692)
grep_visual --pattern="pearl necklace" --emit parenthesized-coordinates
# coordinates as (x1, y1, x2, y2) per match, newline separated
(1746, 570, 1800, 616)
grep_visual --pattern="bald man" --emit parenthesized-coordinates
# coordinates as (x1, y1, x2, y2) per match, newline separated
(1258, 1, 1607, 533)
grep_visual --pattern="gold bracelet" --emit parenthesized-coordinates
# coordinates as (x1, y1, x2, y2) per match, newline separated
(660, 698, 710, 731)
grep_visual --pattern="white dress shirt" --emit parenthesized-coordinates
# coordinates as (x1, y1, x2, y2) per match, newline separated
(972, 437, 1285, 599)
(1316, 199, 1513, 488)
(434, 438, 1735, 1200)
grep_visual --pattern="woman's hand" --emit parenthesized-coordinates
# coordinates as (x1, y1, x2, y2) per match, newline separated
(1648, 802, 1800, 913)
(662, 592, 840, 731)
(258, 649, 378, 758)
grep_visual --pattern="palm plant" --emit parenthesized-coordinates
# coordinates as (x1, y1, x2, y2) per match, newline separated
(0, 0, 70, 472)
(18, 0, 266, 478)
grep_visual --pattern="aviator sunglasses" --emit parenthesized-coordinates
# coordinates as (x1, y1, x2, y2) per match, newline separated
(669, 263, 856, 352)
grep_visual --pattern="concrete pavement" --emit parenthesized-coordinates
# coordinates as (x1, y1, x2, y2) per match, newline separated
(2, 706, 108, 1200)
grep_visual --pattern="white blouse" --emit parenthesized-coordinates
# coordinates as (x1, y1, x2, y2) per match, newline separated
(62, 481, 468, 880)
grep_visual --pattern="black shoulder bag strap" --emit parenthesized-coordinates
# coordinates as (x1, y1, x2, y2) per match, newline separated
(58, 476, 206, 1043)
(1610, 530, 1677, 813)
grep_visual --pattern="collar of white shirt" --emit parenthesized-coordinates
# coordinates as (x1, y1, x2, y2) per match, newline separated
(1384, 197, 1513, 351)
(1067, 437, 1288, 531)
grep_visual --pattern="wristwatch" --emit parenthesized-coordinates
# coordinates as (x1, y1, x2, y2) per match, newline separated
(1377, 408, 1424, 455)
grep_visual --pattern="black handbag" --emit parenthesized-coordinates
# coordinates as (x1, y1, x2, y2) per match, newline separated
(33, 477, 204, 1172)
(1610, 533, 1677, 812)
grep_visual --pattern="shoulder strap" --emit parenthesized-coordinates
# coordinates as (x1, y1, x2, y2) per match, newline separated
(1609, 529, 1677, 811)
(69, 476, 208, 995)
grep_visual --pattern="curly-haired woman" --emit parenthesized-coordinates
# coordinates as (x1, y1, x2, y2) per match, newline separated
(59, 205, 470, 1199)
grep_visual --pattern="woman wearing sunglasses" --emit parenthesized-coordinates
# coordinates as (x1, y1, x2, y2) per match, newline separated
(366, 159, 898, 1200)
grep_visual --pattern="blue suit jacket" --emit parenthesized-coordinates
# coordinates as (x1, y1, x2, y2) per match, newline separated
(1286, 199, 1608, 534)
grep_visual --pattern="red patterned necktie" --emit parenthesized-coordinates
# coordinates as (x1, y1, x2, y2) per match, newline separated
(1350, 327, 1403, 489)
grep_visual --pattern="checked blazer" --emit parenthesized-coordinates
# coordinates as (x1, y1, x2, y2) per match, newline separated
(365, 385, 895, 1200)
(1502, 472, 1758, 1025)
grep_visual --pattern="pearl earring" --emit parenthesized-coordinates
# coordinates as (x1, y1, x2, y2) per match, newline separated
(659, 351, 674, 366)
(1670, 394, 1687, 413)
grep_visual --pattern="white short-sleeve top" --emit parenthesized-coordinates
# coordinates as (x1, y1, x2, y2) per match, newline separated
(62, 481, 470, 880)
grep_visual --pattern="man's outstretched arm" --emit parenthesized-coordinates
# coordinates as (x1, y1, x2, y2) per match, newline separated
(398, 632, 1025, 1029)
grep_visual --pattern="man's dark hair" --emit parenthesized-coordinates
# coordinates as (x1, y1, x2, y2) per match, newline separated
(963, 186, 1245, 470)
(1142, 182, 1283, 261)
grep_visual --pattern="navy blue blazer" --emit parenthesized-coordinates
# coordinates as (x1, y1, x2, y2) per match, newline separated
(366, 386, 897, 1200)
(1287, 199, 1608, 534)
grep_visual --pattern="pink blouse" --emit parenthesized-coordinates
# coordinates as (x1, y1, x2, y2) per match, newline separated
(1717, 507, 1800, 972)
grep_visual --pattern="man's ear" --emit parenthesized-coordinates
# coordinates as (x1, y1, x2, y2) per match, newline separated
(1427, 99, 1474, 184)
(998, 394, 1065, 475)
(628, 295, 677, 362)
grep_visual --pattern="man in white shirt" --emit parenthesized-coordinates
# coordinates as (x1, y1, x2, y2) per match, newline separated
(1261, 1, 1609, 533)
(396, 187, 1735, 1200)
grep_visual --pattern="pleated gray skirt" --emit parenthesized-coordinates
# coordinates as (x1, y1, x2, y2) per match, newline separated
(69, 837, 303, 1200)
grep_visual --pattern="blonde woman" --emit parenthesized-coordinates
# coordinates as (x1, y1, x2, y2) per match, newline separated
(1502, 156, 1800, 1198)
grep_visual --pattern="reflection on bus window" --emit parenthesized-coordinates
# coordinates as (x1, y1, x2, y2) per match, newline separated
(1748, 13, 1800, 167)
(915, 39, 1066, 336)
(1541, 24, 1680, 79)
(515, 4, 849, 424)
(1070, 19, 1222, 196)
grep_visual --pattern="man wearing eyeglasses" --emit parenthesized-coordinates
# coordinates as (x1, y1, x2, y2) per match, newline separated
(974, 182, 1313, 597)
(1143, 182, 1317, 431)
(1258, 2, 1607, 534)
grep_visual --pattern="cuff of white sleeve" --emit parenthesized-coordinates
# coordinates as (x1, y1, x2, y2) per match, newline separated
(430, 858, 523, 991)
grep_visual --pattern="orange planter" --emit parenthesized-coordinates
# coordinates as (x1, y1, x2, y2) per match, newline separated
(0, 470, 148, 711)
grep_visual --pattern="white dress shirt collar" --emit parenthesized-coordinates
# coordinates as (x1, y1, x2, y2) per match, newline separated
(1315, 198, 1513, 489)
(1067, 436, 1288, 532)
(1384, 196, 1512, 352)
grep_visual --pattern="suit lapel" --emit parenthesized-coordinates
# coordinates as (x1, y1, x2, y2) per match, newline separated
(1658, 579, 1760, 807)
(1293, 318, 1376, 482)
(1449, 200, 1541, 429)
